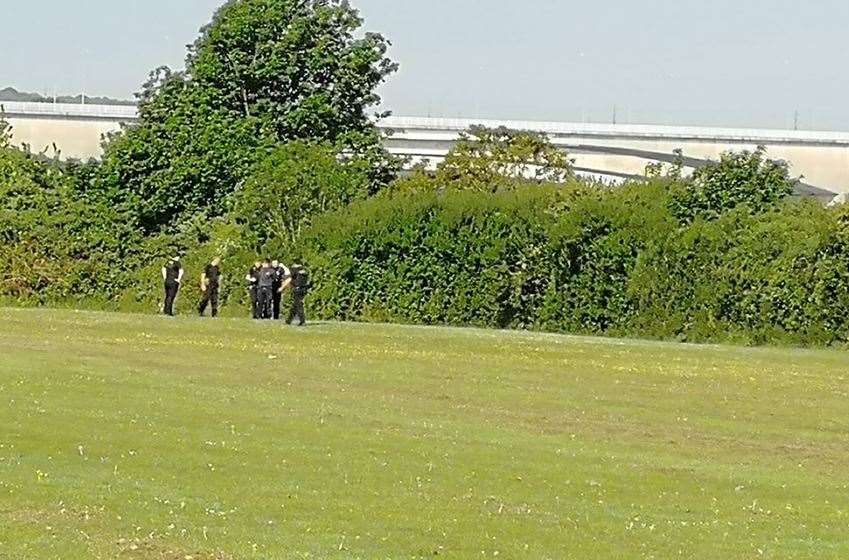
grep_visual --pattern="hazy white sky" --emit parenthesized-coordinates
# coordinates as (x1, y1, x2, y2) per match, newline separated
(3, 0, 849, 130)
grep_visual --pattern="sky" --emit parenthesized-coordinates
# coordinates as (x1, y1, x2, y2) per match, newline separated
(2, 0, 849, 130)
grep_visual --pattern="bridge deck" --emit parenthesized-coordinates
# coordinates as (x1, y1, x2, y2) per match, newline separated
(3, 101, 847, 199)
(4, 101, 849, 145)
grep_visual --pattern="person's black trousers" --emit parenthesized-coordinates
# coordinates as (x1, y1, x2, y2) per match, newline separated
(163, 282, 179, 316)
(258, 287, 273, 319)
(249, 286, 258, 319)
(199, 287, 219, 317)
(272, 290, 282, 320)
(286, 293, 306, 326)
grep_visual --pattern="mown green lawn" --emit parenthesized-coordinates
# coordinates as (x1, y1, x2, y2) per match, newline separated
(0, 308, 848, 559)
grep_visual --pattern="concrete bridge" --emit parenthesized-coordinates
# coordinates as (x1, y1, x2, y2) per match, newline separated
(3, 100, 848, 200)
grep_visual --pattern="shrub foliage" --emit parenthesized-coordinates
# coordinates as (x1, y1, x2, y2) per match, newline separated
(233, 142, 373, 249)
(1, 1, 843, 346)
(293, 176, 849, 345)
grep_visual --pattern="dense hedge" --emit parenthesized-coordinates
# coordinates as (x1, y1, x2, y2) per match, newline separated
(631, 202, 849, 344)
(294, 181, 849, 345)
(0, 140, 375, 316)
(5, 121, 849, 345)
(8, 0, 836, 346)
(0, 146, 139, 305)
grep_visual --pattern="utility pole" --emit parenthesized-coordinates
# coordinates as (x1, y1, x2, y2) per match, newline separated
(612, 105, 617, 125)
(794, 109, 799, 131)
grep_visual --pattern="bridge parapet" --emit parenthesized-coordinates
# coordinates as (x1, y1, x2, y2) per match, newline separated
(2, 100, 137, 121)
(3, 102, 848, 199)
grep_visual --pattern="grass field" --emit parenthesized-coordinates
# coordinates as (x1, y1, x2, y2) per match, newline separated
(1, 308, 848, 559)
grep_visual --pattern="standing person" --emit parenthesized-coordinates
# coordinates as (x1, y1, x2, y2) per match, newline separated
(285, 264, 310, 326)
(198, 257, 222, 317)
(257, 259, 276, 320)
(161, 256, 184, 316)
(270, 260, 290, 320)
(246, 261, 261, 319)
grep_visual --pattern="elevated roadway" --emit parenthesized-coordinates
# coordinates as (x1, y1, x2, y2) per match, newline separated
(3, 101, 846, 199)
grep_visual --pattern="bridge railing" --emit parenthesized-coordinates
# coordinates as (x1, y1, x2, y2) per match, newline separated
(0, 101, 138, 120)
(4, 101, 849, 146)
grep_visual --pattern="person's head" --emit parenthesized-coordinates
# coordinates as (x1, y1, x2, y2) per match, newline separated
(171, 256, 181, 266)
(254, 261, 262, 269)
(271, 260, 279, 268)
(262, 259, 270, 268)
(211, 257, 221, 267)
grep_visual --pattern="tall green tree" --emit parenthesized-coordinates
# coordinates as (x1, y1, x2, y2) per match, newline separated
(394, 126, 575, 194)
(189, 0, 397, 142)
(96, 70, 266, 233)
(441, 126, 575, 189)
(96, 0, 398, 233)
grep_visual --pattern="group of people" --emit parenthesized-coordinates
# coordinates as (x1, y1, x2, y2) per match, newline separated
(161, 256, 310, 325)
(246, 259, 310, 324)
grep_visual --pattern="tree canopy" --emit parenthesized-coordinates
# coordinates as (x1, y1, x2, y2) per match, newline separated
(233, 141, 373, 249)
(670, 147, 797, 223)
(95, 0, 398, 233)
(189, 0, 397, 141)
(394, 126, 576, 194)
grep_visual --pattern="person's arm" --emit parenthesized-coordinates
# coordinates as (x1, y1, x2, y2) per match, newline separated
(200, 271, 208, 292)
(161, 267, 167, 281)
(279, 266, 291, 292)
(177, 268, 184, 284)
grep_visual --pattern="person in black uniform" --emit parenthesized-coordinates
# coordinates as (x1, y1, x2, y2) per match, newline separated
(270, 260, 290, 320)
(257, 259, 276, 319)
(161, 256, 184, 316)
(245, 261, 261, 319)
(285, 264, 310, 326)
(198, 257, 222, 317)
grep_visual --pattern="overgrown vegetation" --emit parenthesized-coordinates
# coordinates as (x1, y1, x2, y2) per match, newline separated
(292, 174, 849, 344)
(392, 125, 576, 193)
(233, 141, 375, 249)
(1, 0, 845, 346)
(91, 0, 398, 233)
(0, 127, 138, 303)
(670, 147, 797, 223)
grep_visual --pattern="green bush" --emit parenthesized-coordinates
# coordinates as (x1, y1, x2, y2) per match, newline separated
(630, 201, 849, 344)
(233, 142, 373, 250)
(5, 97, 845, 347)
(295, 180, 670, 332)
(0, 145, 138, 303)
(670, 147, 796, 223)
(292, 179, 849, 345)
